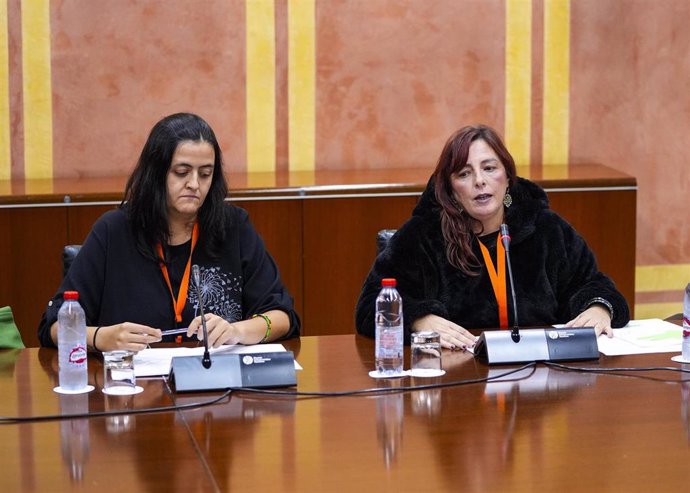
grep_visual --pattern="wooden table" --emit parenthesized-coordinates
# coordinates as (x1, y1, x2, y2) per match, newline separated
(3, 333, 683, 492)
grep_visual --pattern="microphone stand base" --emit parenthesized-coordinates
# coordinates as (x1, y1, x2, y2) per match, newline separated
(474, 327, 599, 364)
(168, 351, 297, 392)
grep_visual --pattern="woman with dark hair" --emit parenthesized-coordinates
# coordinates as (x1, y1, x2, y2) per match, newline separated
(355, 124, 629, 350)
(38, 113, 300, 352)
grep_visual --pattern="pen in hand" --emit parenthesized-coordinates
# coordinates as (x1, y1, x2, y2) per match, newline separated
(160, 328, 189, 336)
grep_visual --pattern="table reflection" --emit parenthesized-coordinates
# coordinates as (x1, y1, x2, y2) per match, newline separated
(35, 347, 205, 491)
(681, 380, 690, 445)
(58, 392, 90, 482)
(104, 393, 136, 434)
(174, 393, 296, 424)
(375, 379, 404, 467)
(409, 376, 442, 417)
(484, 365, 597, 397)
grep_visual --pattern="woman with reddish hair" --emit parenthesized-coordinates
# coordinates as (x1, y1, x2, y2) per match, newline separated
(356, 124, 629, 350)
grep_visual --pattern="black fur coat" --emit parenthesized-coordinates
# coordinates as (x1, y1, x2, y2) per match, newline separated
(355, 177, 630, 341)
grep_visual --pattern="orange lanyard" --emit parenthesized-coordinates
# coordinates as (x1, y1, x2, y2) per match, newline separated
(478, 234, 509, 328)
(156, 222, 199, 323)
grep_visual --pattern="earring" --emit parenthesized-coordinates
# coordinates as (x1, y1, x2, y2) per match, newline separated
(503, 189, 512, 208)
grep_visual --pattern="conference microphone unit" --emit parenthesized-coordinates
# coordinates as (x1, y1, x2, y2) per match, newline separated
(169, 350, 297, 392)
(167, 265, 297, 392)
(473, 224, 599, 365)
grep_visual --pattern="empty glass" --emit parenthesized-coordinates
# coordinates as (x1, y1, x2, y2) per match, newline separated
(103, 350, 137, 395)
(409, 331, 444, 377)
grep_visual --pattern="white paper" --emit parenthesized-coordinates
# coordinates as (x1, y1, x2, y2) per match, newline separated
(596, 318, 683, 356)
(133, 344, 302, 377)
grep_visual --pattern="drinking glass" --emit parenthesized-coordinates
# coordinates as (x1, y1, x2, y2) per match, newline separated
(103, 350, 137, 395)
(409, 331, 444, 377)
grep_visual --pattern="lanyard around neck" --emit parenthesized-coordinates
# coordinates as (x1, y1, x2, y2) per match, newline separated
(156, 222, 199, 323)
(478, 234, 509, 329)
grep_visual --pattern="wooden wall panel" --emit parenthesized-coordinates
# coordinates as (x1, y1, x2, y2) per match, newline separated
(234, 199, 304, 325)
(302, 196, 419, 335)
(67, 204, 118, 244)
(548, 190, 636, 312)
(0, 208, 68, 347)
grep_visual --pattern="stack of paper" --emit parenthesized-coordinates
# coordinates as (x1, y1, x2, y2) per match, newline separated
(597, 319, 683, 356)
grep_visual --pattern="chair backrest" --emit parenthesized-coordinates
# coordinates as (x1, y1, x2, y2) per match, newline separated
(376, 229, 397, 255)
(63, 245, 82, 278)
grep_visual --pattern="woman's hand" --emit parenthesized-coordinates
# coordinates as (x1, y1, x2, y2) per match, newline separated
(188, 311, 290, 347)
(565, 305, 613, 337)
(412, 314, 478, 350)
(188, 313, 243, 348)
(95, 323, 162, 352)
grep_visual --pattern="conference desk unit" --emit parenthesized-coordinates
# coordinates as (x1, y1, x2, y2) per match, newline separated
(0, 164, 636, 346)
(2, 335, 689, 492)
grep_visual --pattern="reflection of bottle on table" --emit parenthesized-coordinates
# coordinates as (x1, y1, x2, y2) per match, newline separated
(376, 381, 403, 467)
(681, 381, 690, 445)
(59, 392, 90, 481)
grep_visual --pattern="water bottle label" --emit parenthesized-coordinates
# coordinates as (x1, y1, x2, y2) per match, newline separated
(379, 330, 403, 356)
(69, 345, 87, 366)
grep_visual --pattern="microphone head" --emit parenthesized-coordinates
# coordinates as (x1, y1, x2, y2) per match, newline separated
(192, 264, 201, 284)
(500, 224, 511, 248)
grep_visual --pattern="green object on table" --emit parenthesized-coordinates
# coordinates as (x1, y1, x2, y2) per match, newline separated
(0, 306, 25, 349)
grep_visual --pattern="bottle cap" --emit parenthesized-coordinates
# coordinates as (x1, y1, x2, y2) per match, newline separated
(381, 278, 397, 287)
(63, 291, 79, 300)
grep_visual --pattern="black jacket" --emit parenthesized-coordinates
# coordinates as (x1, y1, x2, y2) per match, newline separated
(355, 177, 630, 341)
(38, 205, 300, 347)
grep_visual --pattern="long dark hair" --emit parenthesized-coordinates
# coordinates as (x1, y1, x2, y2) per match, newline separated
(433, 124, 517, 275)
(122, 113, 229, 261)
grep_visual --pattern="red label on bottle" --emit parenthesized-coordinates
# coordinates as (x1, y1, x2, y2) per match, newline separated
(69, 345, 87, 365)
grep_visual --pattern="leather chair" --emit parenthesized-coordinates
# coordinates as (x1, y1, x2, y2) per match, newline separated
(63, 245, 82, 278)
(376, 229, 397, 255)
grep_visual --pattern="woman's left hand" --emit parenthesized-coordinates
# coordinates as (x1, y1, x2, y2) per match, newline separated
(565, 305, 613, 337)
(187, 314, 241, 348)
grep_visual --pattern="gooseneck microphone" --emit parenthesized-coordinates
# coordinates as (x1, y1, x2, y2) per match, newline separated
(472, 224, 600, 364)
(500, 224, 520, 343)
(192, 264, 212, 369)
(167, 265, 297, 391)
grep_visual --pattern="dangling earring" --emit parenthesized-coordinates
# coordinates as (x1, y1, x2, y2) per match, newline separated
(503, 188, 512, 208)
(451, 196, 464, 214)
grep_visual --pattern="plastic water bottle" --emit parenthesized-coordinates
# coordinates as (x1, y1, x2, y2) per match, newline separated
(58, 291, 88, 391)
(682, 283, 690, 361)
(375, 278, 404, 375)
(684, 283, 690, 330)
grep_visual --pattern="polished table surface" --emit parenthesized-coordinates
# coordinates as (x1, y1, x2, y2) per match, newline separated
(2, 334, 690, 492)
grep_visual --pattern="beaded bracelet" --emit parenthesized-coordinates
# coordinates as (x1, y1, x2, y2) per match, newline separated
(252, 314, 272, 343)
(92, 326, 103, 352)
